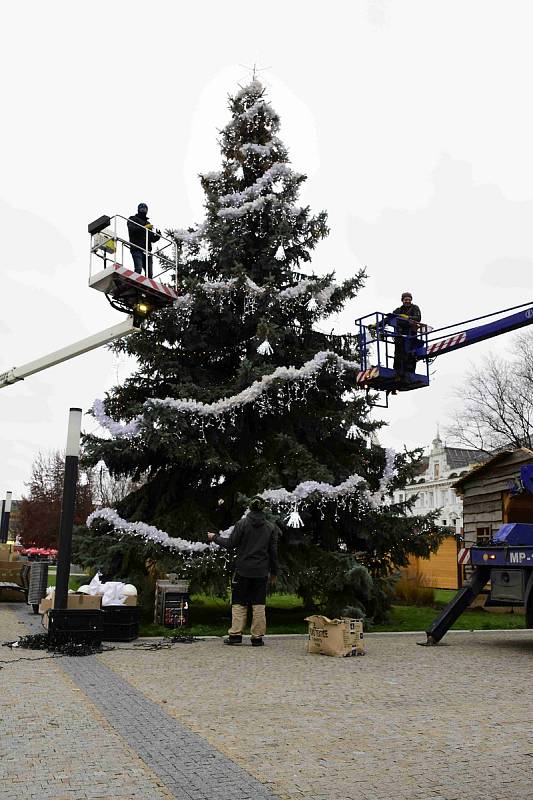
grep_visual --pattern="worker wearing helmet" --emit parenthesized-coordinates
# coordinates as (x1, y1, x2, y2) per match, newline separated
(127, 203, 161, 279)
(392, 292, 422, 374)
(207, 495, 279, 647)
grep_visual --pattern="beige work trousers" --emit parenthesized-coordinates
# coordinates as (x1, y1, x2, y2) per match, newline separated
(228, 603, 266, 638)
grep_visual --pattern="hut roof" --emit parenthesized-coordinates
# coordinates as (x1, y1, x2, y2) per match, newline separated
(451, 448, 533, 493)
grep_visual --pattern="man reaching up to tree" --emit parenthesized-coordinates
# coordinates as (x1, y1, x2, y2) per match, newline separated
(208, 497, 279, 647)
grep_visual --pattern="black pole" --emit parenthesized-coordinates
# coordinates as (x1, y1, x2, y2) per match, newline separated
(0, 493, 12, 544)
(0, 500, 4, 543)
(54, 408, 82, 611)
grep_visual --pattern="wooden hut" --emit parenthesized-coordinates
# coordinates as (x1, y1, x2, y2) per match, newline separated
(404, 534, 460, 590)
(452, 448, 533, 547)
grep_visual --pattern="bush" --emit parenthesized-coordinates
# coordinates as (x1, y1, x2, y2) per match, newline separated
(394, 572, 435, 606)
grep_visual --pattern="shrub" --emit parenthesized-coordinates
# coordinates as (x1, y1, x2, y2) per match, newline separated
(394, 572, 435, 606)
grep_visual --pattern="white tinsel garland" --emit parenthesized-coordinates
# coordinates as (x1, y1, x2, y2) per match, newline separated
(147, 351, 359, 417)
(92, 350, 360, 438)
(240, 139, 281, 157)
(261, 474, 370, 507)
(219, 163, 293, 208)
(87, 508, 217, 553)
(91, 400, 140, 439)
(191, 275, 335, 305)
(172, 223, 207, 243)
(379, 448, 397, 494)
(87, 455, 396, 549)
(170, 276, 339, 328)
(235, 96, 276, 122)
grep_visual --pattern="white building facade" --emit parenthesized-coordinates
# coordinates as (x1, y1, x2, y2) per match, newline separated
(393, 433, 485, 531)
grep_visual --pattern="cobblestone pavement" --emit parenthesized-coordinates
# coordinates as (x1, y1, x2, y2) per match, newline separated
(0, 606, 173, 800)
(2, 602, 533, 800)
(99, 628, 533, 800)
(1, 604, 279, 800)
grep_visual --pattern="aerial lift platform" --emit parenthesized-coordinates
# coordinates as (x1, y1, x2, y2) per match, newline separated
(88, 213, 179, 318)
(354, 303, 533, 405)
(0, 212, 179, 390)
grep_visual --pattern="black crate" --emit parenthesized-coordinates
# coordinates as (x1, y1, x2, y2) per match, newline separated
(102, 622, 139, 642)
(102, 605, 140, 642)
(102, 605, 140, 624)
(48, 609, 103, 647)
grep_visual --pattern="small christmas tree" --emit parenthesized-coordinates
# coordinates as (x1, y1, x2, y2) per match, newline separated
(79, 80, 443, 619)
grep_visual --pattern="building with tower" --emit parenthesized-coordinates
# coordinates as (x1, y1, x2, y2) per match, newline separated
(394, 430, 486, 588)
(393, 430, 485, 532)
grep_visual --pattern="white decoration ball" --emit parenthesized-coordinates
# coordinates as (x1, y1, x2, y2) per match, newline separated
(123, 584, 138, 596)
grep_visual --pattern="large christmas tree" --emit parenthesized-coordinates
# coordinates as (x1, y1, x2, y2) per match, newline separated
(78, 80, 442, 619)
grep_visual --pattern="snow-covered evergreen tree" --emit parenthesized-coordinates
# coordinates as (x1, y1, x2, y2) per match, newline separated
(78, 81, 442, 619)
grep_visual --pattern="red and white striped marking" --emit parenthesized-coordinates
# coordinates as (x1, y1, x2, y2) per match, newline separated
(427, 332, 467, 356)
(112, 265, 179, 300)
(356, 367, 379, 383)
(458, 548, 471, 565)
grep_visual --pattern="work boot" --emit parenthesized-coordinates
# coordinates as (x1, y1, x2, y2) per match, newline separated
(251, 637, 264, 647)
(223, 635, 242, 646)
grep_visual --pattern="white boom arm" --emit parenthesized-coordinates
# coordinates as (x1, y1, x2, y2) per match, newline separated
(0, 316, 139, 389)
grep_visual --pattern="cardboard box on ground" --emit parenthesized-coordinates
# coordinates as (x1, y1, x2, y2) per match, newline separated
(305, 615, 365, 657)
(39, 592, 137, 615)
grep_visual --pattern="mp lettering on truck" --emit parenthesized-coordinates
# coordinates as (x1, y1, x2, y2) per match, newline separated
(509, 552, 527, 563)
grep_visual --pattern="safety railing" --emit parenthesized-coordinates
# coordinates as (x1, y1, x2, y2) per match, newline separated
(355, 311, 431, 374)
(89, 214, 178, 289)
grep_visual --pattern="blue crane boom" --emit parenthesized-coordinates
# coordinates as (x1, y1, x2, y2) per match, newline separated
(415, 304, 533, 359)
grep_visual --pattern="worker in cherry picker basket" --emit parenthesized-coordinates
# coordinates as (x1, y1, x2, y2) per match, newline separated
(391, 292, 422, 374)
(127, 203, 161, 279)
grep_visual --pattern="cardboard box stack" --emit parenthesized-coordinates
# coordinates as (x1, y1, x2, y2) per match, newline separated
(305, 615, 365, 657)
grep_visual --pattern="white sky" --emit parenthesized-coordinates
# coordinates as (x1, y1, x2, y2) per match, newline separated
(1, 0, 532, 497)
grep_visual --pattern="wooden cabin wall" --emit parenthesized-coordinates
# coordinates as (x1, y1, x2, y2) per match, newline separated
(459, 451, 533, 545)
(405, 536, 459, 590)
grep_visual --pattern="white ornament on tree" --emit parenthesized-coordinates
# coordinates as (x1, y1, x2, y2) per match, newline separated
(257, 339, 274, 356)
(286, 506, 304, 528)
(274, 244, 285, 260)
(307, 297, 318, 311)
(346, 424, 358, 440)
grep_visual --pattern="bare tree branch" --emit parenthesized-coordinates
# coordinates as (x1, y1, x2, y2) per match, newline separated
(445, 331, 533, 451)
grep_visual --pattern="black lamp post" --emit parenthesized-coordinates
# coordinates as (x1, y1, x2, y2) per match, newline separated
(0, 492, 12, 544)
(54, 408, 82, 611)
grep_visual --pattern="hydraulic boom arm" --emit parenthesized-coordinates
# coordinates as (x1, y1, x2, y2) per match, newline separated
(416, 304, 533, 359)
(0, 316, 139, 390)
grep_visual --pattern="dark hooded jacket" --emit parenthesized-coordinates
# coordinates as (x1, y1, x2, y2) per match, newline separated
(214, 511, 279, 578)
(127, 212, 160, 254)
(392, 303, 421, 328)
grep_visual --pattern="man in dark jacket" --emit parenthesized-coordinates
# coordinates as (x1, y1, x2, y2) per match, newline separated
(127, 203, 161, 278)
(391, 292, 422, 374)
(207, 496, 279, 647)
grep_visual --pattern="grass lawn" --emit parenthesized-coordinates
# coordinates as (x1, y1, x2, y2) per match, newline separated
(45, 571, 87, 591)
(139, 591, 528, 637)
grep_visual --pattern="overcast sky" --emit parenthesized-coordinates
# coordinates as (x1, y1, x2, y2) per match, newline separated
(1, 0, 532, 497)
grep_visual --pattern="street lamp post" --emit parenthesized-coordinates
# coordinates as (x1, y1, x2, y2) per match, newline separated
(0, 492, 12, 544)
(54, 409, 82, 611)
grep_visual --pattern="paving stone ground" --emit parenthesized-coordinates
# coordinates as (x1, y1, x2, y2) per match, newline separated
(2, 602, 533, 800)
